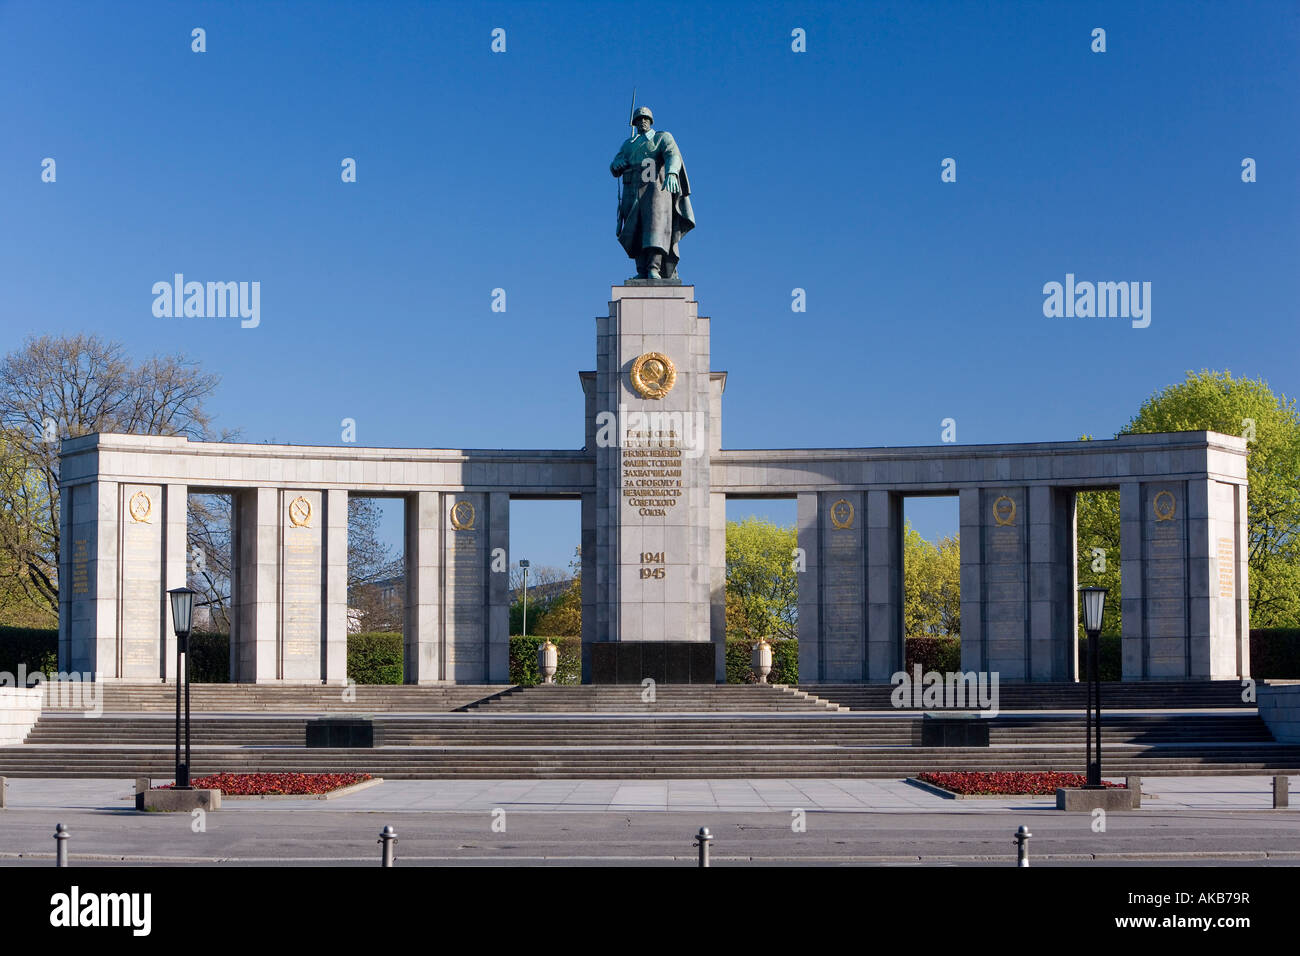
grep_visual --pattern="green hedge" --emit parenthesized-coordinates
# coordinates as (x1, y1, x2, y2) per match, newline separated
(0, 626, 57, 677)
(348, 632, 404, 684)
(1250, 628, 1300, 679)
(190, 632, 230, 683)
(1076, 634, 1123, 681)
(510, 635, 581, 685)
(904, 637, 961, 673)
(724, 637, 798, 684)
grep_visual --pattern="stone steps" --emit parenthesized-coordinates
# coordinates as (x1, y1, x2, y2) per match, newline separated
(3, 745, 1298, 779)
(41, 684, 503, 713)
(807, 680, 1248, 711)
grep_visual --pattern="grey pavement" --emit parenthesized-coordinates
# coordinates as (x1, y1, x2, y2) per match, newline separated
(2, 775, 1295, 813)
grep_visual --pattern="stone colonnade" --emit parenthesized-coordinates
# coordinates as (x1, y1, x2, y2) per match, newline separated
(60, 429, 1249, 684)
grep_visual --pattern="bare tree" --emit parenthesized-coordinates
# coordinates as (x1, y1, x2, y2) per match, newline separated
(347, 497, 404, 632)
(0, 335, 225, 618)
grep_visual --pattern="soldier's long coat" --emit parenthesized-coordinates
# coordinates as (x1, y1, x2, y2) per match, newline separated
(612, 130, 695, 261)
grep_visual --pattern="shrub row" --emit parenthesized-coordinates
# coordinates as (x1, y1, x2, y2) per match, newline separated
(724, 637, 798, 684)
(5, 626, 1300, 684)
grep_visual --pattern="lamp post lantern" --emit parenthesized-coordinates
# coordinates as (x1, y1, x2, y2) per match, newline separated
(1079, 586, 1108, 789)
(167, 586, 197, 790)
(519, 560, 530, 639)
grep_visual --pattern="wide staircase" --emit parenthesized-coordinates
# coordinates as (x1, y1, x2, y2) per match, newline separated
(806, 680, 1249, 711)
(4, 686, 1298, 778)
(40, 683, 502, 713)
(462, 684, 843, 712)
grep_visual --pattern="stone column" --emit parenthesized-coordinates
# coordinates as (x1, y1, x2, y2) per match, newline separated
(865, 490, 902, 681)
(487, 492, 510, 682)
(796, 491, 821, 682)
(580, 491, 597, 682)
(1138, 481, 1190, 678)
(404, 491, 441, 684)
(587, 284, 714, 682)
(1027, 485, 1074, 681)
(323, 489, 348, 684)
(963, 487, 1029, 681)
(62, 480, 118, 677)
(233, 487, 279, 683)
(1193, 478, 1249, 680)
(118, 483, 165, 680)
(278, 490, 324, 683)
(958, 487, 984, 674)
(710, 491, 727, 679)
(818, 491, 866, 681)
(443, 492, 490, 682)
(1119, 481, 1144, 679)
(162, 484, 189, 681)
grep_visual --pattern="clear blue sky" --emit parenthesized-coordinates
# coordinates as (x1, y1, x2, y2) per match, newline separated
(2, 0, 1296, 571)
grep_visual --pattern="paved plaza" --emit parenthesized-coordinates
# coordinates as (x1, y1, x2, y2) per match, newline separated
(1, 776, 1296, 866)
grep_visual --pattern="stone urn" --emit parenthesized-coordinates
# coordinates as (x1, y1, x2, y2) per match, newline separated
(538, 639, 558, 684)
(752, 639, 773, 684)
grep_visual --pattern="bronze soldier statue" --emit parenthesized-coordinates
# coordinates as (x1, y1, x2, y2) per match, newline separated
(610, 106, 695, 281)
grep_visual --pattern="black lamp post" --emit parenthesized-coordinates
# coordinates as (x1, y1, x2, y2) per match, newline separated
(168, 586, 197, 790)
(1079, 586, 1108, 789)
(519, 560, 530, 639)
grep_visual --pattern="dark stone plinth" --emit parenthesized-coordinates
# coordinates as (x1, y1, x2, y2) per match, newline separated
(623, 277, 683, 286)
(306, 717, 376, 748)
(590, 642, 716, 684)
(915, 714, 990, 747)
(1056, 787, 1140, 811)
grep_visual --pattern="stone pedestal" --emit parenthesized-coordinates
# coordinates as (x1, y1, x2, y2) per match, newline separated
(582, 284, 722, 682)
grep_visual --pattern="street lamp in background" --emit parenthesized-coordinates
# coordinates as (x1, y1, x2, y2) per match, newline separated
(1079, 586, 1108, 789)
(167, 586, 197, 790)
(519, 560, 530, 638)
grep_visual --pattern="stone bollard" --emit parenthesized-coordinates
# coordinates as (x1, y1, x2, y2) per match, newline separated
(694, 826, 713, 868)
(54, 823, 69, 867)
(0, 775, 6, 810)
(1014, 825, 1032, 867)
(135, 777, 151, 812)
(1125, 775, 1142, 808)
(1274, 775, 1289, 809)
(378, 825, 397, 867)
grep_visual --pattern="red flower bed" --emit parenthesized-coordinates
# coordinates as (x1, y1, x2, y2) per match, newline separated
(162, 773, 371, 795)
(917, 771, 1125, 795)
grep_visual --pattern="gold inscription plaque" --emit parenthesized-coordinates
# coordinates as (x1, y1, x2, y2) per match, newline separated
(127, 490, 152, 523)
(992, 495, 1017, 526)
(1153, 490, 1176, 522)
(829, 498, 855, 530)
(288, 495, 313, 528)
(450, 499, 477, 531)
(631, 352, 676, 400)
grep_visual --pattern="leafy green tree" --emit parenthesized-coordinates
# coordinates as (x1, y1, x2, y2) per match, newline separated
(725, 517, 797, 642)
(902, 522, 960, 639)
(1075, 488, 1121, 638)
(1080, 370, 1300, 630)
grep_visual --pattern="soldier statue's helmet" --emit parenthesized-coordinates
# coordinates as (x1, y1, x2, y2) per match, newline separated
(631, 106, 654, 125)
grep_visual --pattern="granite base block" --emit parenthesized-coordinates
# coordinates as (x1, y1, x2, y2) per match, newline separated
(1055, 787, 1138, 811)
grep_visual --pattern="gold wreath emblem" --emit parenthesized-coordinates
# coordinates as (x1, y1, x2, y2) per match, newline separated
(829, 498, 855, 530)
(1153, 490, 1177, 522)
(288, 495, 313, 528)
(128, 491, 152, 523)
(450, 499, 476, 531)
(993, 495, 1017, 526)
(631, 352, 676, 400)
